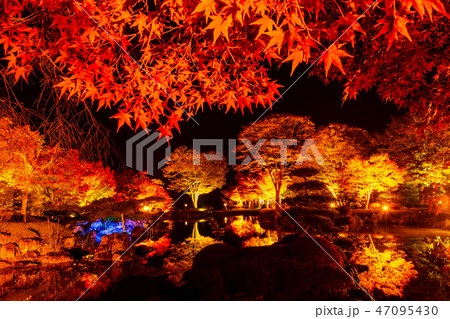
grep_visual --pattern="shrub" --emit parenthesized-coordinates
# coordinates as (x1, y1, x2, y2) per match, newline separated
(0, 220, 71, 252)
(230, 218, 262, 238)
(136, 233, 171, 259)
(406, 236, 450, 294)
(351, 236, 418, 298)
(300, 215, 336, 233)
(243, 235, 277, 247)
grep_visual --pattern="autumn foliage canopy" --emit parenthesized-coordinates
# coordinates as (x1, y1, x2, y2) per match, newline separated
(1, 0, 448, 137)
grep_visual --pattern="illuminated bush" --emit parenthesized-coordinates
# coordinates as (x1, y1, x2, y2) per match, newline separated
(230, 218, 262, 238)
(243, 236, 276, 247)
(351, 236, 418, 297)
(136, 233, 171, 259)
(407, 237, 450, 293)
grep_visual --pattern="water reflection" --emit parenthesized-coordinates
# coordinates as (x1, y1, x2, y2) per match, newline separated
(0, 213, 263, 300)
(3, 211, 448, 301)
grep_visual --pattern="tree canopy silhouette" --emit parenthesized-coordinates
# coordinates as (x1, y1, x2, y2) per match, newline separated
(1, 0, 448, 136)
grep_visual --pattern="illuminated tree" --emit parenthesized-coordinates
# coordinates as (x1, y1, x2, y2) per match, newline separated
(0, 65, 118, 163)
(288, 166, 327, 205)
(314, 123, 373, 205)
(351, 236, 418, 298)
(0, 181, 15, 212)
(225, 172, 263, 208)
(115, 170, 171, 212)
(380, 116, 450, 211)
(21, 147, 116, 210)
(227, 171, 290, 207)
(74, 160, 116, 206)
(347, 154, 404, 209)
(334, 1, 450, 130)
(163, 146, 228, 208)
(1, 0, 447, 136)
(33, 148, 84, 210)
(0, 118, 117, 217)
(0, 117, 52, 221)
(236, 114, 315, 204)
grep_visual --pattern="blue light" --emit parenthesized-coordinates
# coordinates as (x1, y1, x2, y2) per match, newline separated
(76, 218, 145, 243)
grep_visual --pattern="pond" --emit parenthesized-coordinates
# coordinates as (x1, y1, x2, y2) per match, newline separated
(0, 212, 262, 301)
(1, 210, 450, 301)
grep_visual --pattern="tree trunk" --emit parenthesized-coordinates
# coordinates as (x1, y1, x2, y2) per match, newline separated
(191, 193, 199, 208)
(329, 187, 337, 199)
(191, 221, 200, 240)
(275, 187, 281, 207)
(21, 188, 29, 223)
(365, 191, 371, 210)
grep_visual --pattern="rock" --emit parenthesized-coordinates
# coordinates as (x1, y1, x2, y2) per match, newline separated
(111, 232, 131, 252)
(193, 243, 239, 268)
(95, 233, 133, 262)
(0, 272, 15, 287)
(17, 238, 41, 253)
(112, 251, 132, 263)
(0, 233, 11, 245)
(38, 244, 52, 255)
(22, 250, 40, 261)
(240, 245, 288, 259)
(97, 241, 112, 253)
(14, 272, 39, 289)
(220, 254, 298, 299)
(0, 260, 11, 269)
(99, 233, 130, 253)
(94, 250, 112, 261)
(39, 252, 73, 265)
(131, 226, 146, 244)
(184, 240, 354, 300)
(62, 236, 77, 250)
(182, 267, 227, 300)
(0, 243, 21, 261)
(289, 236, 344, 266)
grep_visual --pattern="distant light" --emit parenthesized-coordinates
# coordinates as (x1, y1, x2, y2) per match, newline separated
(330, 203, 335, 207)
(224, 217, 227, 223)
(383, 206, 388, 210)
(185, 221, 188, 226)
